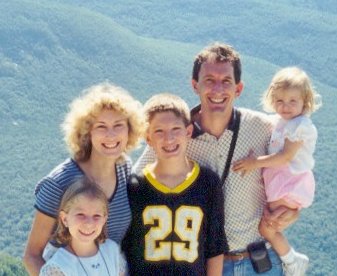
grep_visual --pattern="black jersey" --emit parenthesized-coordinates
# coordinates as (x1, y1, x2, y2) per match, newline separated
(124, 162, 227, 276)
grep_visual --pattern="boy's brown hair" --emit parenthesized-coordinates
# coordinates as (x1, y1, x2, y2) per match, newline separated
(143, 93, 191, 127)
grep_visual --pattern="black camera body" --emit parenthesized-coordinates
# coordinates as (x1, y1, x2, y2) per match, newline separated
(247, 241, 272, 273)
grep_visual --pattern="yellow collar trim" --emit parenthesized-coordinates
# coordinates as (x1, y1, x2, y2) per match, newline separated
(143, 161, 200, 194)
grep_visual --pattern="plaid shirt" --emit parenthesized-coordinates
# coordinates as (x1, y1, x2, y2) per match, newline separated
(134, 107, 272, 252)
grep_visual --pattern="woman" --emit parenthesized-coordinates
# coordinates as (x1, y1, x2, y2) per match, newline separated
(23, 82, 144, 276)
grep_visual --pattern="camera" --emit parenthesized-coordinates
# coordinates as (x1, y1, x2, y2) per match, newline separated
(247, 241, 272, 273)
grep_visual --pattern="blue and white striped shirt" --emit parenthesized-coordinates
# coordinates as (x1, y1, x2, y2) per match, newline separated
(35, 157, 132, 244)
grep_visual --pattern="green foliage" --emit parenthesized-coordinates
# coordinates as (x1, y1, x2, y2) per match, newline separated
(0, 1, 336, 275)
(0, 253, 27, 276)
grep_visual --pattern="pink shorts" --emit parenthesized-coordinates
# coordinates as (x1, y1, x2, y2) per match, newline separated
(263, 166, 315, 209)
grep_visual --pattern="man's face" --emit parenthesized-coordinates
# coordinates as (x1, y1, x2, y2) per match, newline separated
(192, 62, 243, 115)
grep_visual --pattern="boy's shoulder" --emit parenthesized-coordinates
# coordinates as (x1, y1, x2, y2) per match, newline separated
(197, 165, 221, 185)
(128, 171, 147, 194)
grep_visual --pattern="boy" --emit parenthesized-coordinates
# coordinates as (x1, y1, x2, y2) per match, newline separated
(124, 93, 226, 275)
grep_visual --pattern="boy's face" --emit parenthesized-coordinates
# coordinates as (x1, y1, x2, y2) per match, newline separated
(146, 111, 193, 161)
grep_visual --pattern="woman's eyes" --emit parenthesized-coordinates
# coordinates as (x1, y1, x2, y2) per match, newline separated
(94, 122, 126, 130)
(94, 124, 106, 129)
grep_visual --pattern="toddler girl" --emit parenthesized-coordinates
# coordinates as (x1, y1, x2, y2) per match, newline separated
(40, 177, 126, 276)
(233, 67, 321, 276)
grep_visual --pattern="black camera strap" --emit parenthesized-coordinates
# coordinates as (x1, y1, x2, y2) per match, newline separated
(220, 109, 241, 185)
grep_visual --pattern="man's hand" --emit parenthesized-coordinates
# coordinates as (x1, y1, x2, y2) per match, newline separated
(262, 205, 299, 232)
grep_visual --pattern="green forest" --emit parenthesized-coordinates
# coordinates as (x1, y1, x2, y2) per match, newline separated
(0, 0, 336, 275)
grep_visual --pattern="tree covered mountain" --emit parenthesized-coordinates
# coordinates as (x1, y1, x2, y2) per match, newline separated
(0, 1, 336, 274)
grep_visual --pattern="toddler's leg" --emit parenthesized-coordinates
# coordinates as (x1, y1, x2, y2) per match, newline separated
(259, 213, 290, 256)
(261, 200, 309, 276)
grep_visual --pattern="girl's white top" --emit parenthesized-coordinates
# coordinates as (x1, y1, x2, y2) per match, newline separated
(39, 239, 126, 276)
(268, 114, 317, 174)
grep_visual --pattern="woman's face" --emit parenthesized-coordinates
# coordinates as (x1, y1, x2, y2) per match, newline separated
(90, 109, 129, 160)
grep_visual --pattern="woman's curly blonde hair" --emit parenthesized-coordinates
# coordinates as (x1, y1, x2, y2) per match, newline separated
(62, 82, 144, 162)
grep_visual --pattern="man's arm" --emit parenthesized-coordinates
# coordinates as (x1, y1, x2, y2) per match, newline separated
(207, 254, 223, 276)
(262, 205, 299, 232)
(205, 170, 226, 276)
(23, 211, 56, 276)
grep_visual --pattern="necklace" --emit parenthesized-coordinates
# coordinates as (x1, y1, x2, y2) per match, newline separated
(68, 242, 111, 276)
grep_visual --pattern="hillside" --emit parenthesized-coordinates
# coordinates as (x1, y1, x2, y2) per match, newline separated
(0, 1, 336, 275)
(49, 0, 337, 89)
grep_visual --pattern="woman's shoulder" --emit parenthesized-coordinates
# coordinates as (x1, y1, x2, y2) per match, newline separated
(38, 158, 82, 182)
(35, 159, 83, 191)
(116, 154, 132, 173)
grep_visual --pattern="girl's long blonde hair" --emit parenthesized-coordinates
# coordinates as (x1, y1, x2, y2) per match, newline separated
(53, 177, 108, 245)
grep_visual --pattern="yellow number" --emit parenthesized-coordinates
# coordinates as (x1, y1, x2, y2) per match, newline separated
(143, 206, 203, 262)
(173, 206, 203, 262)
(143, 206, 172, 261)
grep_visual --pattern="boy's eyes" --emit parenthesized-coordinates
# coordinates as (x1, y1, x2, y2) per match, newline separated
(154, 127, 182, 133)
(114, 123, 127, 128)
(173, 127, 182, 131)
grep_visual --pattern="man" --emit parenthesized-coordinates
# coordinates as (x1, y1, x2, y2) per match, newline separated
(135, 42, 299, 275)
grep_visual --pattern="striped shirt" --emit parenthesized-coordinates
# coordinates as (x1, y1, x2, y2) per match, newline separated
(134, 107, 272, 252)
(35, 156, 132, 244)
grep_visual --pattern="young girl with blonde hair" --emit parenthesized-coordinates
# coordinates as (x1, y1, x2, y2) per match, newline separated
(40, 177, 126, 275)
(233, 67, 321, 276)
